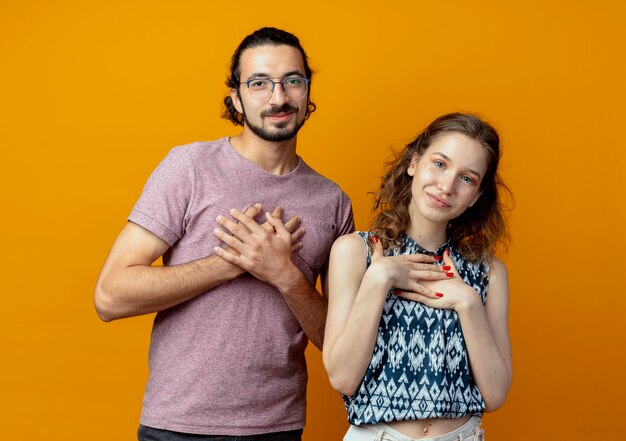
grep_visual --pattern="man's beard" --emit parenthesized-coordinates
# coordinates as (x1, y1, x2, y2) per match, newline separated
(243, 103, 305, 142)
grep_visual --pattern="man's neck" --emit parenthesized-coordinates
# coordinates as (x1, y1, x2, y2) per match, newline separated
(229, 131, 299, 176)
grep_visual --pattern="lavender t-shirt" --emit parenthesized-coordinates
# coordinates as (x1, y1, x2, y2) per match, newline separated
(128, 138, 354, 435)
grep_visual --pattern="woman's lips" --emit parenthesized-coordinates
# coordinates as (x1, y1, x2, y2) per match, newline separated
(427, 193, 451, 208)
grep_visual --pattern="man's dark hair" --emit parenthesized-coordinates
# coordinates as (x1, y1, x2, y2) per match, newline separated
(222, 27, 316, 126)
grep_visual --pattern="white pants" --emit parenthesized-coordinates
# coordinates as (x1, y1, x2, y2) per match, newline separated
(343, 417, 484, 441)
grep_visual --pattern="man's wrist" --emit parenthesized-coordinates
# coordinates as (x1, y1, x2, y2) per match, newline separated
(198, 254, 245, 280)
(273, 262, 307, 295)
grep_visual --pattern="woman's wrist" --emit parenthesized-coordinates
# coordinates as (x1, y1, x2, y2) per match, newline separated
(454, 290, 483, 314)
(364, 260, 395, 293)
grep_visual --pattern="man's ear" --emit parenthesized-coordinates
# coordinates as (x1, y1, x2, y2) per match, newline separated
(230, 89, 243, 114)
(407, 155, 418, 177)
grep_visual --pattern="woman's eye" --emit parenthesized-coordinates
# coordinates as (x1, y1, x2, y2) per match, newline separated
(434, 160, 445, 168)
(461, 175, 475, 184)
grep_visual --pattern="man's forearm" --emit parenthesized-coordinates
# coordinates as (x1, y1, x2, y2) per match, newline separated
(95, 255, 244, 321)
(275, 267, 328, 350)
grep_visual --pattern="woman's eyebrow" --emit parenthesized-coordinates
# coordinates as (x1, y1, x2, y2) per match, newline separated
(432, 152, 483, 179)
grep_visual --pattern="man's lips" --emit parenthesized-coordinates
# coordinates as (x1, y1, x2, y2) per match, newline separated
(266, 112, 292, 119)
(262, 104, 298, 120)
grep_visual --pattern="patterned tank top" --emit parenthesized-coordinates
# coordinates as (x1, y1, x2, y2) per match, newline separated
(344, 232, 489, 425)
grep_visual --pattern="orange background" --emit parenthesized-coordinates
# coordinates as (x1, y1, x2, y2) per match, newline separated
(1, 1, 625, 439)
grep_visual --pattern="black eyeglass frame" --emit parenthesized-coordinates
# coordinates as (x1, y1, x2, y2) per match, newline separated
(238, 77, 310, 100)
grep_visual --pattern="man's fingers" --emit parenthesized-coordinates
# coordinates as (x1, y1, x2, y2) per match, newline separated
(213, 227, 244, 252)
(265, 211, 289, 235)
(213, 245, 242, 266)
(271, 206, 283, 218)
(291, 241, 303, 252)
(216, 214, 252, 241)
(290, 227, 304, 244)
(228, 208, 264, 235)
(284, 215, 301, 233)
(258, 207, 286, 234)
(243, 203, 262, 218)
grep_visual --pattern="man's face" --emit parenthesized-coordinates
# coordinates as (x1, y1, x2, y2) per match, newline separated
(231, 44, 309, 142)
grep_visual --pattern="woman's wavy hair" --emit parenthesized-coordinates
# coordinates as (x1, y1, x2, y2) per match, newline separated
(222, 27, 316, 125)
(371, 113, 511, 262)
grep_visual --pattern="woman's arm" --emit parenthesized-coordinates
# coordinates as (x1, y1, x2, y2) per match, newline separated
(323, 234, 447, 396)
(323, 234, 388, 395)
(458, 257, 512, 411)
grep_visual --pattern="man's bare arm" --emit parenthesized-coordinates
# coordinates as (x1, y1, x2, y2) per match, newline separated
(94, 205, 301, 322)
(273, 265, 328, 350)
(94, 222, 244, 321)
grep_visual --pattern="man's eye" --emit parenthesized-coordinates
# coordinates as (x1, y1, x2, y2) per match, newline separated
(285, 78, 303, 87)
(249, 80, 269, 89)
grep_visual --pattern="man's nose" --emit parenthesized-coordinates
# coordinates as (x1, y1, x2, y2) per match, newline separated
(268, 82, 289, 105)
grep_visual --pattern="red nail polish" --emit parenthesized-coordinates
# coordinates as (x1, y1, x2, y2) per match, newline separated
(446, 248, 451, 256)
(436, 293, 444, 298)
(373, 236, 379, 244)
(446, 272, 454, 277)
(434, 255, 442, 261)
(442, 265, 451, 271)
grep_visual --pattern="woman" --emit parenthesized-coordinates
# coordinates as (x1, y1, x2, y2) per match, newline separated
(323, 113, 512, 441)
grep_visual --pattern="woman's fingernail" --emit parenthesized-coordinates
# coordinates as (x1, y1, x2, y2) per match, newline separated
(442, 265, 451, 271)
(446, 272, 454, 277)
(434, 255, 442, 261)
(373, 236, 379, 244)
(436, 293, 444, 298)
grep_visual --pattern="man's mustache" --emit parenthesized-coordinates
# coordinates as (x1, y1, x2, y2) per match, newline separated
(261, 104, 298, 117)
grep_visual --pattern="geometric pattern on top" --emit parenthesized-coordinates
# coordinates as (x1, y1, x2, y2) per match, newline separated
(343, 232, 489, 425)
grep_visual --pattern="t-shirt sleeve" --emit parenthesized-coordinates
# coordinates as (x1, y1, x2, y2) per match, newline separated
(128, 147, 196, 246)
(336, 190, 355, 238)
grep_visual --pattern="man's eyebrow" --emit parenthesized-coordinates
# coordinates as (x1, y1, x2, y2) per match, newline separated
(433, 152, 483, 179)
(282, 70, 305, 78)
(245, 70, 305, 79)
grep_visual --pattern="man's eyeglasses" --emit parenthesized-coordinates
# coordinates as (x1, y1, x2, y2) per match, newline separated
(240, 77, 309, 101)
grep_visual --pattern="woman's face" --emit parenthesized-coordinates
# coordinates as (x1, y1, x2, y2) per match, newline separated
(407, 132, 488, 227)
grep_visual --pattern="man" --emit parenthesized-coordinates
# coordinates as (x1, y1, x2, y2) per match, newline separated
(94, 27, 354, 440)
